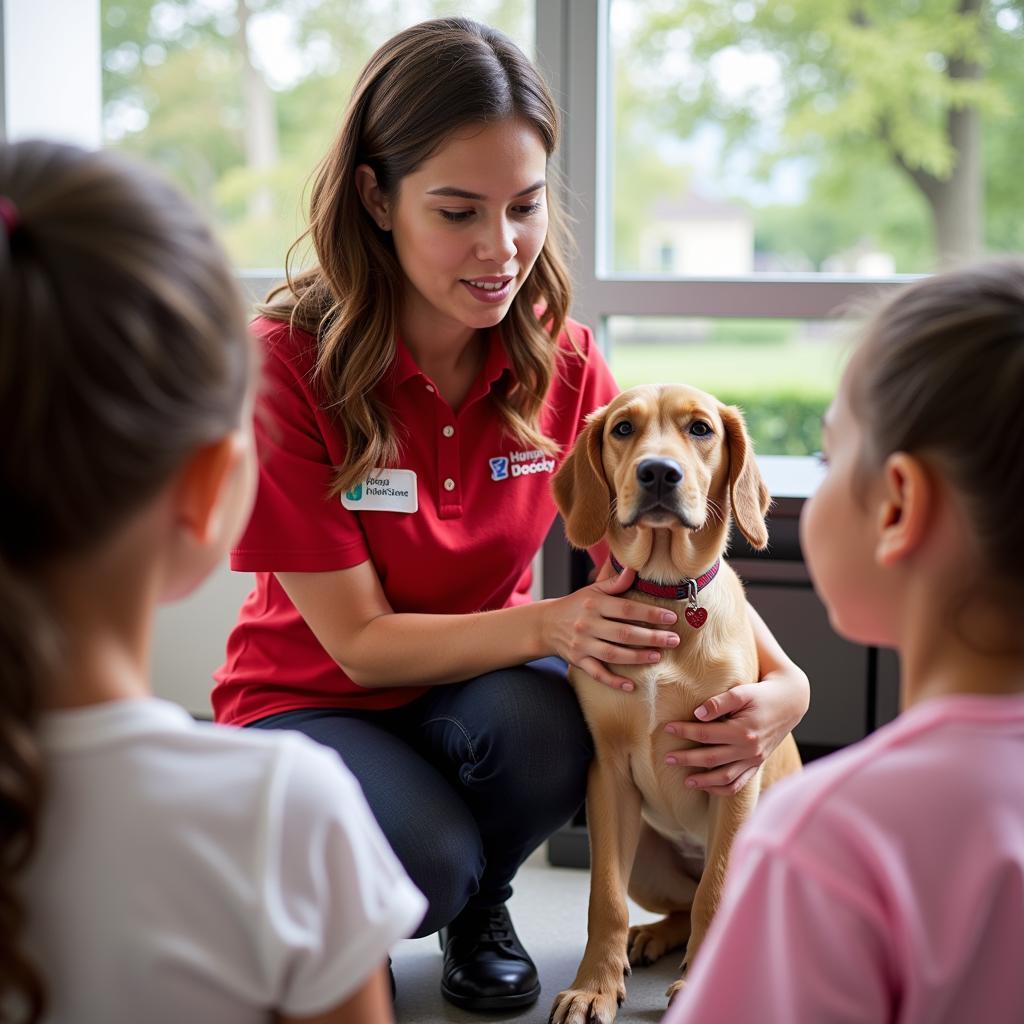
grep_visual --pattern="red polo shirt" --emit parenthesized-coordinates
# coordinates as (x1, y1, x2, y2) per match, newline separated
(212, 314, 618, 725)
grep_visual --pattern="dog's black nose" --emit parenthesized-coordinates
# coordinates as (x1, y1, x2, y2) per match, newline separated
(636, 458, 683, 496)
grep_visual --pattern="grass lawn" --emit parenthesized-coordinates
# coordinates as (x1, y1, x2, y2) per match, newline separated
(609, 340, 847, 401)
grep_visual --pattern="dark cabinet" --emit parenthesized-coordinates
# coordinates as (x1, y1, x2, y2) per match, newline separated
(743, 576, 871, 748)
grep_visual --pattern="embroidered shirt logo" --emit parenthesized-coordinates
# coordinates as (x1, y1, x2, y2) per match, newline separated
(490, 449, 556, 481)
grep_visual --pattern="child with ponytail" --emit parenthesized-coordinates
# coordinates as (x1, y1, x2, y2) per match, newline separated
(0, 140, 424, 1024)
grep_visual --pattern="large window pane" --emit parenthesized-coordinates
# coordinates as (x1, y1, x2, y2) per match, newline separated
(608, 316, 852, 456)
(101, 1, 533, 269)
(610, 0, 1024, 275)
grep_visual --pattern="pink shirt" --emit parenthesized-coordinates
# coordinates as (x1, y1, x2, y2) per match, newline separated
(665, 692, 1024, 1024)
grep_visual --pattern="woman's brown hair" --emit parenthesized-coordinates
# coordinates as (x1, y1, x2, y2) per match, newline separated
(0, 140, 251, 1022)
(260, 16, 573, 495)
(850, 259, 1024, 597)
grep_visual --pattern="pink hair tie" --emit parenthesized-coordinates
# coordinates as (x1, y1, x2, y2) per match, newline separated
(0, 195, 20, 235)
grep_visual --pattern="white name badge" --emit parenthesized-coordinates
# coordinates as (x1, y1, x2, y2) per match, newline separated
(340, 469, 418, 513)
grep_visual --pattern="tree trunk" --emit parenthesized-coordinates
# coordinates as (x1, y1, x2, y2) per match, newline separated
(895, 0, 985, 269)
(929, 100, 983, 269)
(236, 0, 278, 219)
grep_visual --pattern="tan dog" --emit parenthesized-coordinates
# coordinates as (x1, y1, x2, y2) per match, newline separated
(549, 383, 802, 1024)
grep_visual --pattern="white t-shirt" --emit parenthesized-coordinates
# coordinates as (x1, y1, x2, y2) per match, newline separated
(665, 692, 1024, 1024)
(22, 698, 426, 1024)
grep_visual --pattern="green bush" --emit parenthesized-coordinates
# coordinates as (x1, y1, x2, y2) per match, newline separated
(717, 393, 827, 456)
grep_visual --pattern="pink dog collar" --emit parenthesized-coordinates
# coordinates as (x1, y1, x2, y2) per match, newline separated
(609, 554, 720, 629)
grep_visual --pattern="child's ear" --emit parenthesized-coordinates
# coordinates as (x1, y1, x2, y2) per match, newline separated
(875, 452, 931, 566)
(176, 432, 248, 546)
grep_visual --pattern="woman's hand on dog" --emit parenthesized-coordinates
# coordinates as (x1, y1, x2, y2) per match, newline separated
(542, 564, 681, 691)
(662, 669, 809, 796)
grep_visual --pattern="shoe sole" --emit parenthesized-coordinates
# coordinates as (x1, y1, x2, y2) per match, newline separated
(440, 979, 542, 1012)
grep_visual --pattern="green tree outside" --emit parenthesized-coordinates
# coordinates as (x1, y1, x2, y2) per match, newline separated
(614, 0, 1024, 272)
(102, 0, 531, 267)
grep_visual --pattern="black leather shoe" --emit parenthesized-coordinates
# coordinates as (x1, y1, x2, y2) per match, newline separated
(438, 903, 541, 1011)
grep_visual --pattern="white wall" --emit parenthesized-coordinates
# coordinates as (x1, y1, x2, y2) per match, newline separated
(1, 0, 101, 146)
(151, 566, 254, 717)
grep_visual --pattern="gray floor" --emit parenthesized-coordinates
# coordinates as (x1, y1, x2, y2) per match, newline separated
(391, 846, 681, 1024)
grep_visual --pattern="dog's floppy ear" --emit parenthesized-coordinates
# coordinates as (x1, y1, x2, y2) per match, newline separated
(552, 405, 612, 549)
(719, 404, 771, 551)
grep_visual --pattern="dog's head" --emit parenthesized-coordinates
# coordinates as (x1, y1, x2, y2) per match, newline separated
(553, 384, 771, 562)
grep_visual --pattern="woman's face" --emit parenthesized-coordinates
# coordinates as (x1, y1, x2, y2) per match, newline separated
(385, 117, 550, 341)
(800, 367, 898, 648)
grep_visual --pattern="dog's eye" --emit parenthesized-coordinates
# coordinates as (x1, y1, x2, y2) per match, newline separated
(689, 420, 713, 437)
(611, 421, 634, 438)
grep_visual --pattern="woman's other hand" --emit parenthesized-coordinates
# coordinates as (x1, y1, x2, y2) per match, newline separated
(661, 668, 807, 796)
(662, 605, 809, 796)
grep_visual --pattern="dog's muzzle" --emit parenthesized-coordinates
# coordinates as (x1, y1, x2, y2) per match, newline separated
(626, 457, 700, 528)
(636, 458, 683, 500)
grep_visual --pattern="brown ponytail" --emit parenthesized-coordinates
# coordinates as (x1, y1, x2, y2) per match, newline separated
(0, 140, 252, 1021)
(0, 557, 53, 1022)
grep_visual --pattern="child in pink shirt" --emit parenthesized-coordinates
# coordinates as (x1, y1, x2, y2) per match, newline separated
(665, 261, 1024, 1023)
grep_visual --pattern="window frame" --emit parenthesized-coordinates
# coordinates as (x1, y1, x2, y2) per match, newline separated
(0, 0, 912, 320)
(533, 0, 915, 595)
(1, 0, 915, 602)
(537, 0, 911, 346)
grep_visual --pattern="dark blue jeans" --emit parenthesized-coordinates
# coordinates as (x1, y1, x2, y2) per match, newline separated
(249, 657, 592, 938)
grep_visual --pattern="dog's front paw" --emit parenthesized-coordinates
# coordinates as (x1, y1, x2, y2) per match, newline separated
(666, 977, 687, 1004)
(550, 978, 626, 1024)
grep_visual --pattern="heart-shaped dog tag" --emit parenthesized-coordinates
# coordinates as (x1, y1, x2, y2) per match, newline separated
(684, 606, 708, 629)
